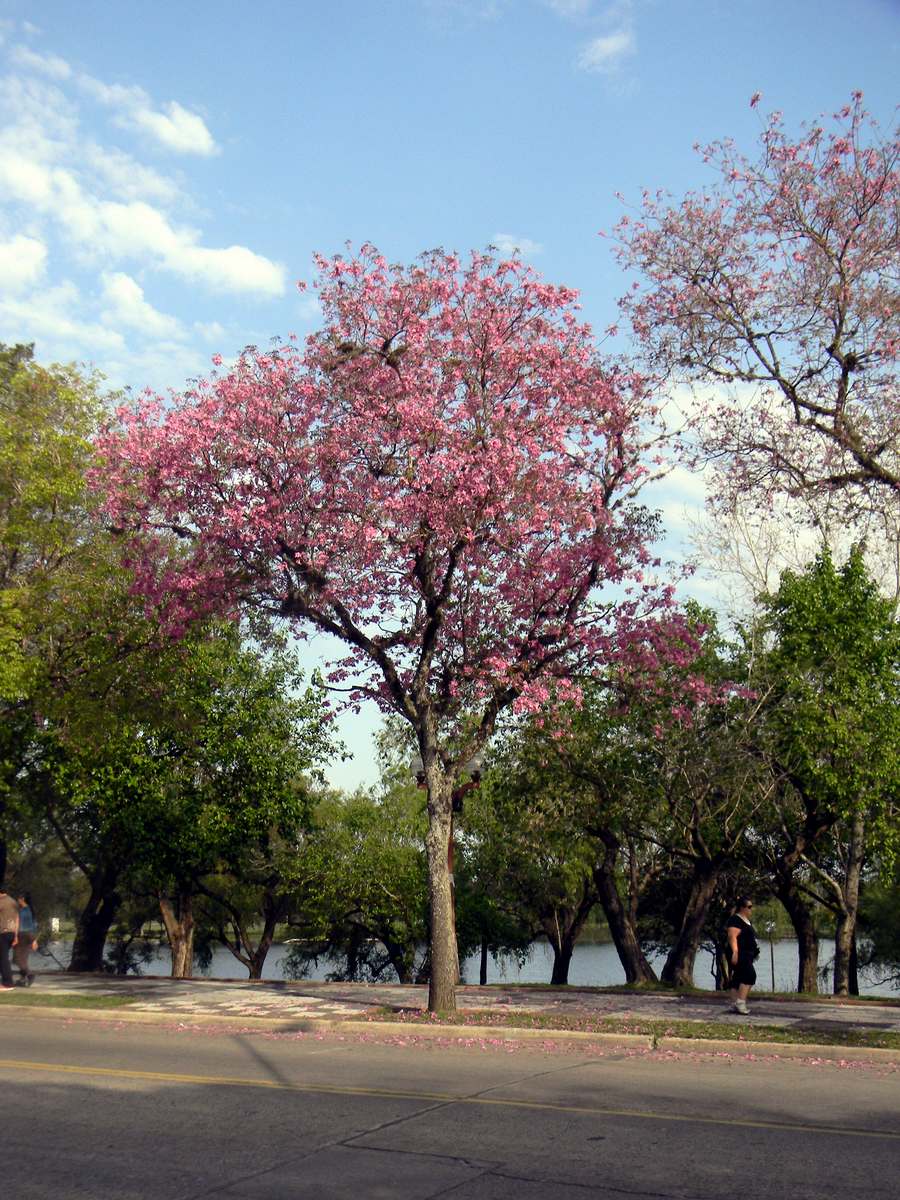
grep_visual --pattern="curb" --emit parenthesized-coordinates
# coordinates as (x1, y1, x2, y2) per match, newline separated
(2, 1003, 899, 1064)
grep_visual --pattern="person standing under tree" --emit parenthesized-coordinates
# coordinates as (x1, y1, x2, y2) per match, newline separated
(726, 896, 759, 1015)
(13, 894, 37, 986)
(0, 887, 19, 989)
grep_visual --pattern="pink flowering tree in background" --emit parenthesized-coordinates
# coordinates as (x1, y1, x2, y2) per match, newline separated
(97, 246, 693, 1011)
(613, 94, 899, 521)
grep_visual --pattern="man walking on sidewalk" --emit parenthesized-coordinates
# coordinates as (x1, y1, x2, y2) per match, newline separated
(0, 887, 19, 989)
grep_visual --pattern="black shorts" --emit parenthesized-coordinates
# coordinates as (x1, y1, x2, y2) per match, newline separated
(733, 962, 757, 987)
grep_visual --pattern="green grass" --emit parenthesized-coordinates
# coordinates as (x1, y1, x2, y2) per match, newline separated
(471, 981, 900, 1006)
(368, 1007, 900, 1051)
(0, 991, 135, 1009)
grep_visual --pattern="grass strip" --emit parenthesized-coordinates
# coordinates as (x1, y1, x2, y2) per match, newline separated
(0, 992, 135, 1009)
(368, 1008, 900, 1051)
(471, 983, 900, 1007)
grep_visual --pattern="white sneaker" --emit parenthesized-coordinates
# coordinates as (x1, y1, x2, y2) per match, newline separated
(730, 1001, 750, 1015)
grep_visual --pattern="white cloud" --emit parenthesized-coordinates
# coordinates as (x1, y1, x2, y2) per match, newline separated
(0, 280, 126, 357)
(578, 28, 635, 72)
(81, 142, 182, 206)
(101, 341, 208, 392)
(0, 150, 54, 206)
(129, 100, 217, 157)
(0, 37, 287, 390)
(195, 320, 225, 343)
(0, 234, 47, 290)
(0, 55, 282, 295)
(100, 272, 185, 339)
(0, 130, 286, 297)
(78, 73, 218, 157)
(11, 45, 71, 79)
(492, 232, 544, 258)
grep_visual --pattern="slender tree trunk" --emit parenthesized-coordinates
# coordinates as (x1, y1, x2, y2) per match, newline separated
(833, 811, 865, 997)
(247, 934, 273, 980)
(414, 946, 431, 986)
(69, 870, 121, 972)
(549, 940, 574, 985)
(768, 791, 834, 994)
(775, 874, 820, 994)
(245, 891, 284, 979)
(479, 935, 489, 986)
(382, 935, 414, 984)
(158, 888, 195, 978)
(541, 882, 596, 986)
(344, 922, 365, 980)
(592, 833, 657, 984)
(661, 860, 723, 987)
(425, 769, 458, 1012)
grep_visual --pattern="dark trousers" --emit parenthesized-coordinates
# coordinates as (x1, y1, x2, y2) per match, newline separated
(0, 931, 14, 987)
(13, 938, 32, 978)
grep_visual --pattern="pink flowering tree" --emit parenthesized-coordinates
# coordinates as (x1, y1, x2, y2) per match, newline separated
(97, 247, 690, 1011)
(613, 94, 899, 518)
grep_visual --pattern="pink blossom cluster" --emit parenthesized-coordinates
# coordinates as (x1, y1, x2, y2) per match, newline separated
(613, 94, 899, 513)
(95, 246, 691, 757)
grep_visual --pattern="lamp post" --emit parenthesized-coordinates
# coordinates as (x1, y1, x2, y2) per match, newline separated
(764, 919, 776, 992)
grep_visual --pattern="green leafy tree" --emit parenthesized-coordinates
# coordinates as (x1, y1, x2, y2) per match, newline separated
(50, 625, 336, 976)
(858, 870, 900, 988)
(462, 757, 598, 985)
(287, 782, 431, 984)
(0, 343, 108, 882)
(757, 549, 899, 995)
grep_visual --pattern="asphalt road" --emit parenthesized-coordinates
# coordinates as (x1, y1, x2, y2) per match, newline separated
(1, 1018, 897, 1199)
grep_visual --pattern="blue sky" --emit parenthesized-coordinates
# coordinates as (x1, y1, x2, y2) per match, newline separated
(1, 0, 897, 787)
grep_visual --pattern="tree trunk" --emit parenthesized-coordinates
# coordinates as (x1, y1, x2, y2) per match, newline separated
(540, 881, 596, 986)
(425, 770, 458, 1012)
(245, 890, 284, 979)
(69, 870, 121, 972)
(592, 833, 657, 984)
(550, 941, 574, 985)
(382, 935, 414, 984)
(479, 935, 489, 986)
(833, 811, 865, 997)
(158, 888, 195, 978)
(345, 923, 365, 981)
(775, 874, 820, 994)
(660, 860, 722, 987)
(247, 932, 273, 980)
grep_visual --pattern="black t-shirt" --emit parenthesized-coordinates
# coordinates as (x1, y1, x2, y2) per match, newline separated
(727, 914, 758, 963)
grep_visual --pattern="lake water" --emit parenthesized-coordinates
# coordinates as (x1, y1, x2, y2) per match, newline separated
(38, 937, 899, 997)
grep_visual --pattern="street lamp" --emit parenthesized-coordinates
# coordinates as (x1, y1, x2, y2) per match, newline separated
(411, 751, 483, 871)
(764, 919, 776, 992)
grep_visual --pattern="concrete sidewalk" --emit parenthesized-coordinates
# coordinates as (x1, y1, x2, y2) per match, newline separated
(7, 971, 900, 1043)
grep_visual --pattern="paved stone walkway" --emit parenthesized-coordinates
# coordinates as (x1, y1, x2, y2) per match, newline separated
(17, 972, 900, 1036)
